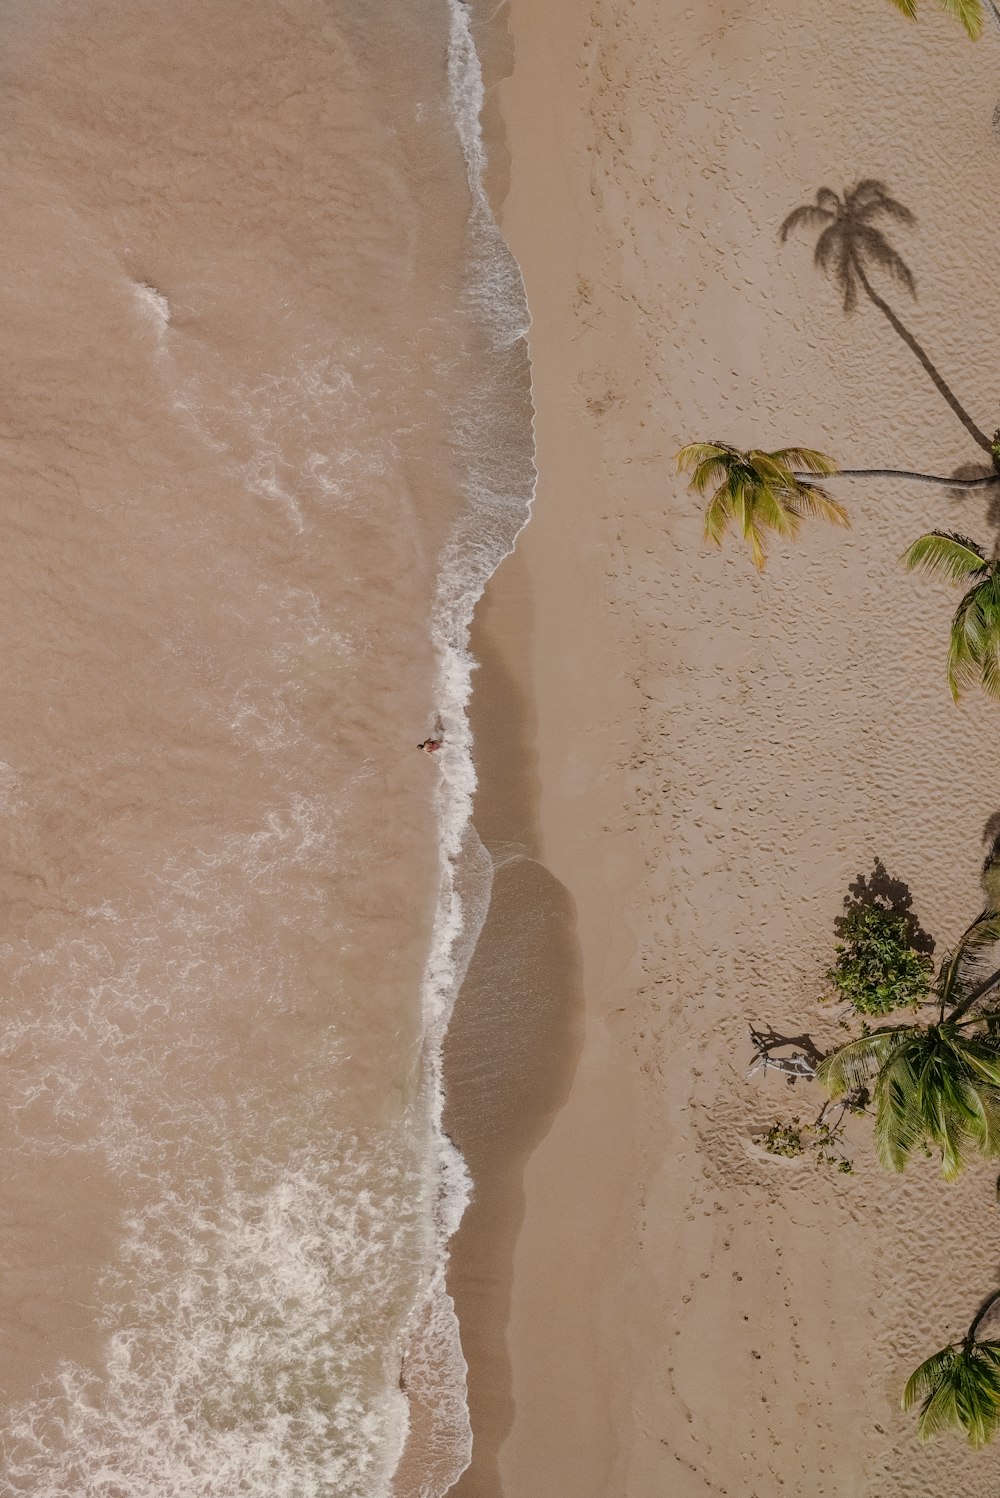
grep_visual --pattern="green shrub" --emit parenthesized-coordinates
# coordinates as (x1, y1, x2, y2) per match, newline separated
(762, 1121, 804, 1158)
(825, 899, 933, 1016)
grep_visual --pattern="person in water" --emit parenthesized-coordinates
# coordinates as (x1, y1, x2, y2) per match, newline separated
(417, 738, 442, 753)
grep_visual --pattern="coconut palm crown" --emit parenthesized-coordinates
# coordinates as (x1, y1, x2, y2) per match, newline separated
(818, 903, 1000, 1179)
(903, 1288, 1000, 1446)
(887, 0, 986, 39)
(675, 442, 848, 570)
(903, 531, 1000, 700)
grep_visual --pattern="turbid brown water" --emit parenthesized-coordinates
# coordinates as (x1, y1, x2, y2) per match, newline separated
(0, 2, 536, 1492)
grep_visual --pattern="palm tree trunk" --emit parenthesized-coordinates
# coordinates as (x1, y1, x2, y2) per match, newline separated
(793, 467, 1000, 487)
(949, 964, 1000, 1023)
(853, 261, 994, 455)
(966, 1287, 1000, 1345)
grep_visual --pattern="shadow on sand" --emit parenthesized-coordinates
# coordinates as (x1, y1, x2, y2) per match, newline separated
(837, 856, 935, 957)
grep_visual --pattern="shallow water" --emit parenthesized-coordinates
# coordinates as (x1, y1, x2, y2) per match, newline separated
(0, 2, 533, 1492)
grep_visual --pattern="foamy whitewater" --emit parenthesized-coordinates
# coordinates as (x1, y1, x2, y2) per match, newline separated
(0, 1, 534, 1495)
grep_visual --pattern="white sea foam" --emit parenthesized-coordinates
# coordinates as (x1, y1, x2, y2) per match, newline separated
(394, 2, 537, 1491)
(446, 2, 530, 351)
(133, 280, 171, 333)
(2, 1150, 420, 1497)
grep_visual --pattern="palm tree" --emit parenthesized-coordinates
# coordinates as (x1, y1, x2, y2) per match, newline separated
(818, 902, 1000, 1178)
(887, 0, 994, 38)
(780, 181, 994, 454)
(675, 443, 847, 570)
(677, 441, 999, 570)
(903, 1288, 1000, 1445)
(903, 531, 1000, 699)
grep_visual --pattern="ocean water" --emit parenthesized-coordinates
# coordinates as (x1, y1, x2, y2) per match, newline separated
(0, 2, 533, 1494)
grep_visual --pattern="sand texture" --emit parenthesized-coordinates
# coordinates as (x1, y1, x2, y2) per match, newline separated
(460, 0, 1000, 1493)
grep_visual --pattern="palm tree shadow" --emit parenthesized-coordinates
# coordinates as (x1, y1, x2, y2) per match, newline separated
(780, 181, 993, 455)
(837, 856, 935, 956)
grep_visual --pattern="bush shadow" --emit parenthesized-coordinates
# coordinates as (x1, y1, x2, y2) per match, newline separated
(837, 856, 935, 957)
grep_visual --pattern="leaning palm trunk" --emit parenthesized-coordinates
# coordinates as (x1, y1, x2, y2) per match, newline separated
(795, 467, 1000, 487)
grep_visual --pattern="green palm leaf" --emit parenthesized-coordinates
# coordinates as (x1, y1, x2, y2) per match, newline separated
(786, 486, 850, 528)
(904, 1343, 1000, 1446)
(938, 0, 986, 39)
(902, 531, 989, 582)
(886, 0, 985, 38)
(769, 447, 839, 476)
(821, 1025, 1000, 1178)
(676, 442, 847, 571)
(902, 533, 1000, 701)
(817, 1027, 908, 1096)
(904, 1345, 960, 1406)
(675, 442, 734, 494)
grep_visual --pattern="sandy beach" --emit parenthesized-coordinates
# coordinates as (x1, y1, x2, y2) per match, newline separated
(445, 0, 1000, 1493)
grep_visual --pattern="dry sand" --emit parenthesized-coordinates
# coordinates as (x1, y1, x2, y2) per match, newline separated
(447, 0, 1000, 1494)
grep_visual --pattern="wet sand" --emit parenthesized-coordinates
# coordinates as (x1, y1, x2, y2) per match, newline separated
(443, 543, 587, 1498)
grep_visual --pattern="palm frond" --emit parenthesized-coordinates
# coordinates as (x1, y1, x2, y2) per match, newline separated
(818, 1028, 908, 1097)
(703, 486, 733, 548)
(958, 909, 1000, 954)
(873, 1046, 932, 1171)
(738, 474, 799, 550)
(947, 574, 1000, 702)
(787, 485, 851, 529)
(956, 1072, 1000, 1158)
(676, 442, 734, 491)
(679, 444, 849, 569)
(983, 861, 1000, 914)
(909, 1344, 1000, 1445)
(982, 639, 1000, 700)
(734, 473, 769, 572)
(769, 447, 839, 476)
(904, 1346, 960, 1409)
(902, 531, 989, 582)
(886, 0, 985, 34)
(938, 0, 986, 39)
